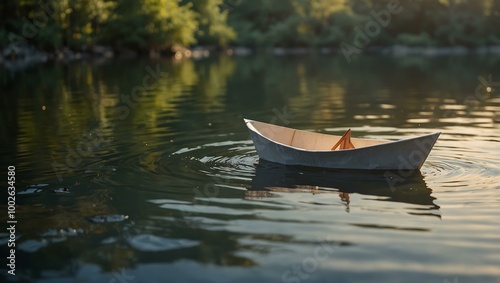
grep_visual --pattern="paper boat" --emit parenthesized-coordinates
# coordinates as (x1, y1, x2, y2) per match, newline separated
(244, 119, 440, 170)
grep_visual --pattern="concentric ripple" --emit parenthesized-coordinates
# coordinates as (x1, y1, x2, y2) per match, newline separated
(133, 132, 259, 193)
(422, 130, 500, 191)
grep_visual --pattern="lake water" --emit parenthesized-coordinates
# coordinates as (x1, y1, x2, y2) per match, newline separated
(1, 54, 499, 283)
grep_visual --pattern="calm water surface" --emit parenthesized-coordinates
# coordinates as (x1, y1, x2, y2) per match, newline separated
(0, 54, 499, 283)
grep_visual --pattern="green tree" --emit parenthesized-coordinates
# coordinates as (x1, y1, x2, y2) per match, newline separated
(101, 0, 198, 51)
(486, 0, 500, 43)
(228, 0, 298, 46)
(186, 0, 236, 46)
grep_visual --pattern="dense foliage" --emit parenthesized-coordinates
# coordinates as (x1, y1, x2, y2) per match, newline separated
(227, 0, 500, 47)
(1, 0, 500, 51)
(0, 0, 235, 51)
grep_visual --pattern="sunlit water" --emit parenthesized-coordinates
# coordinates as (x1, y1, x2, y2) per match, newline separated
(1, 55, 499, 283)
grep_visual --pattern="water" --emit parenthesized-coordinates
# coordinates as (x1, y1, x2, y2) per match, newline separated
(1, 54, 499, 283)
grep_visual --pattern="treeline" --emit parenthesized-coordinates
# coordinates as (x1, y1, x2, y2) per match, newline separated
(228, 0, 500, 47)
(1, 0, 500, 53)
(0, 0, 236, 52)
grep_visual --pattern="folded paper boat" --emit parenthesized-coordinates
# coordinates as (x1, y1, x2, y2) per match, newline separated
(244, 118, 440, 170)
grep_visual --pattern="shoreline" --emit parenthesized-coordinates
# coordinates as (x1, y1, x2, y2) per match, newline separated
(2, 44, 500, 71)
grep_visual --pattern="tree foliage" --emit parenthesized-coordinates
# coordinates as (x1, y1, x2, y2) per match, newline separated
(0, 0, 234, 51)
(229, 0, 500, 47)
(1, 0, 500, 51)
(187, 0, 236, 46)
(101, 0, 199, 50)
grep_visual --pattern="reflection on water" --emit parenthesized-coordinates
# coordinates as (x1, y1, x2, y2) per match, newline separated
(247, 161, 440, 217)
(0, 54, 499, 282)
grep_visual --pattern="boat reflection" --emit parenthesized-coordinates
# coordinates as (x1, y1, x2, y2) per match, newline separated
(246, 161, 440, 216)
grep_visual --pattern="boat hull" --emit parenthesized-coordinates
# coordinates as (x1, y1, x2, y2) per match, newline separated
(245, 119, 440, 170)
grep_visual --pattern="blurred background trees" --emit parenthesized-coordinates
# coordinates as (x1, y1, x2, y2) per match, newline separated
(1, 0, 500, 52)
